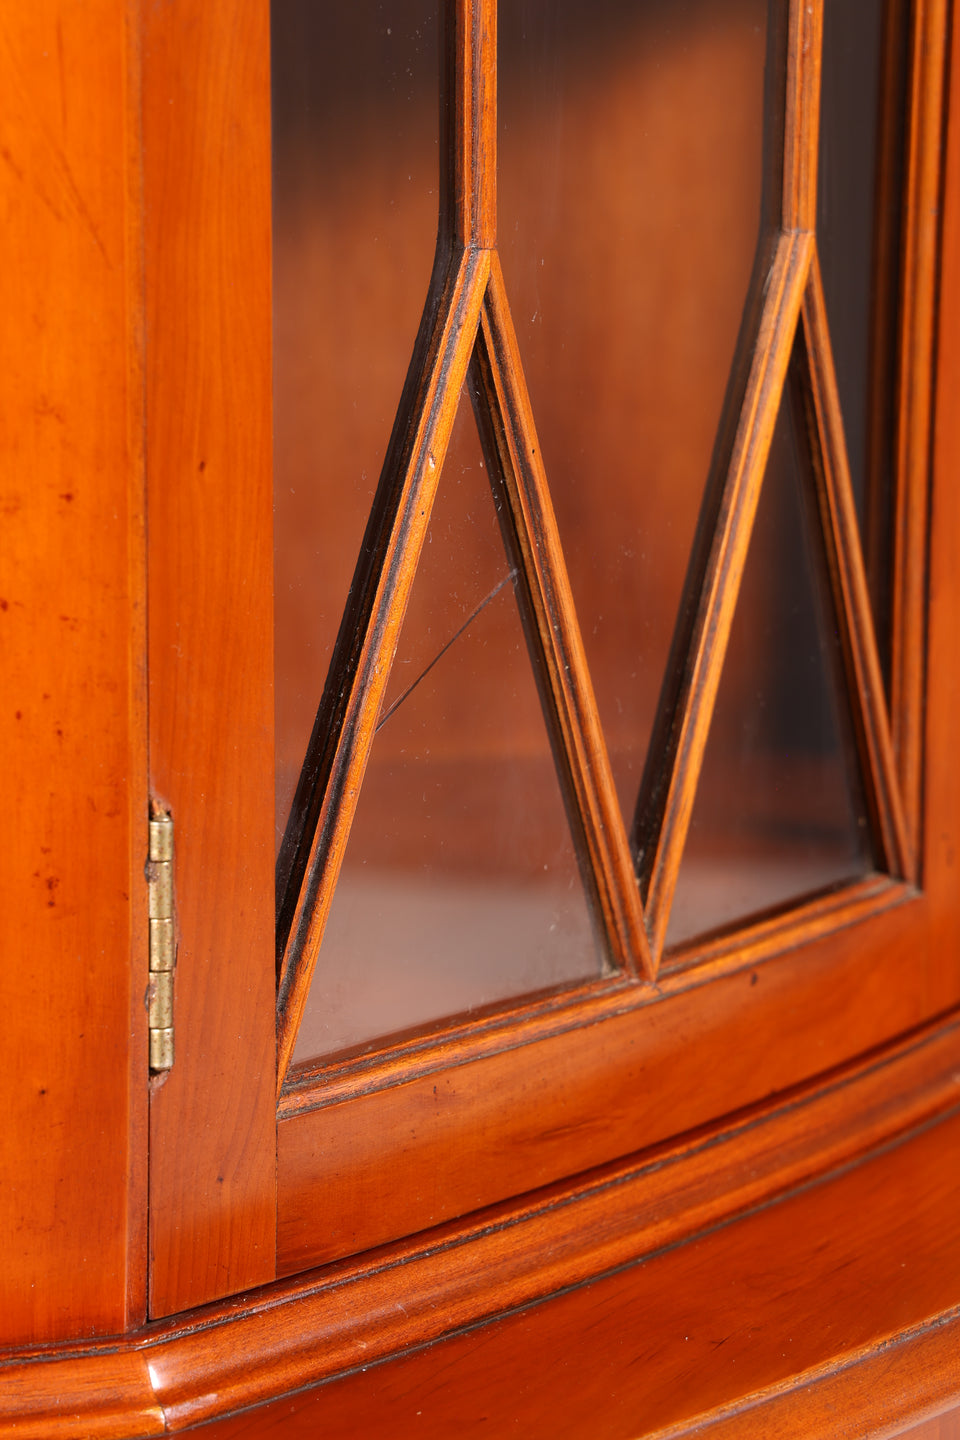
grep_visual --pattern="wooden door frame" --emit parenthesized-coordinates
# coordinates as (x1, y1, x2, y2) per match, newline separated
(142, 0, 277, 1315)
(2, 0, 960, 1429)
(143, 0, 960, 1314)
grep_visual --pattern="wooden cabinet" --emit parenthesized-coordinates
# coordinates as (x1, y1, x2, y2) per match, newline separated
(3, 0, 960, 1434)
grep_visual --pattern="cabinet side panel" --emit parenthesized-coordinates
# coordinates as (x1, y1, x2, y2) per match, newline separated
(0, 0, 148, 1341)
(924, 0, 960, 955)
(142, 0, 277, 1313)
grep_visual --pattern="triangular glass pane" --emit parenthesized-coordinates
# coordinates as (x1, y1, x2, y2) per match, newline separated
(666, 377, 875, 949)
(291, 398, 601, 1066)
(498, 0, 774, 825)
(272, 0, 440, 852)
(817, 0, 908, 690)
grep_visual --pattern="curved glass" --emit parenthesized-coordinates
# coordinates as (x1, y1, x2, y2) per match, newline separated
(272, 0, 439, 847)
(669, 377, 874, 948)
(498, 0, 771, 819)
(291, 402, 599, 1065)
(817, 0, 908, 689)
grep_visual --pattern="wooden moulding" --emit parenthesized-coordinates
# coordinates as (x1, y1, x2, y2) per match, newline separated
(3, 1010, 960, 1437)
(470, 255, 652, 981)
(631, 229, 812, 965)
(274, 245, 491, 1088)
(277, 877, 922, 1271)
(797, 258, 912, 881)
(891, 0, 950, 859)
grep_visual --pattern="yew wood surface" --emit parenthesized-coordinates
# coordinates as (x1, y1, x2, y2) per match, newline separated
(901, 1414, 960, 1440)
(2, 1013, 960, 1437)
(278, 880, 941, 1272)
(142, 0, 277, 1315)
(797, 259, 910, 878)
(0, 0, 148, 1342)
(182, 1099, 960, 1436)
(275, 0, 958, 1274)
(892, 0, 950, 854)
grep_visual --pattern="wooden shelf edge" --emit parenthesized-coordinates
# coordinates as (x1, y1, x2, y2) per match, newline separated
(2, 1012, 960, 1437)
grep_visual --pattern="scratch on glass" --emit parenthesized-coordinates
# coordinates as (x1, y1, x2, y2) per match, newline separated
(375, 567, 519, 732)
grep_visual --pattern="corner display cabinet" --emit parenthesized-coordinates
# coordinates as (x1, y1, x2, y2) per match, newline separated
(5, 0, 960, 1434)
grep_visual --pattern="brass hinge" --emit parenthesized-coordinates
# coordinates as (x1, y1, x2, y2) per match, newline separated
(148, 811, 176, 1072)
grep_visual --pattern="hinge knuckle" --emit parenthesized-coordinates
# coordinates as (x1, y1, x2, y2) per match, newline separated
(148, 866, 174, 920)
(148, 808, 176, 1072)
(149, 1028, 175, 1072)
(148, 969, 175, 1028)
(149, 814, 174, 863)
(149, 918, 176, 971)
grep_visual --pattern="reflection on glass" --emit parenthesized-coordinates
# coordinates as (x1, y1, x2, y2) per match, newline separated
(668, 375, 874, 949)
(498, 0, 770, 821)
(272, 0, 438, 847)
(817, 0, 907, 685)
(291, 403, 600, 1065)
(274, 0, 899, 1052)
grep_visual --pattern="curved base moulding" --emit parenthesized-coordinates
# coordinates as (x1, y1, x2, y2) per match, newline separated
(3, 1012, 960, 1438)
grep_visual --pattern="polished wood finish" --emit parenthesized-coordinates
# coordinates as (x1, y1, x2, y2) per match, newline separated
(892, 0, 950, 856)
(799, 254, 911, 877)
(0, 0, 148, 1343)
(275, 244, 491, 1085)
(274, 0, 501, 1079)
(471, 254, 651, 980)
(2, 0, 960, 1434)
(922, 0, 960, 962)
(278, 880, 942, 1271)
(634, 0, 911, 957)
(274, 0, 954, 1273)
(900, 1414, 960, 1440)
(4, 1021, 960, 1436)
(275, 0, 651, 1085)
(632, 228, 811, 961)
(194, 1103, 960, 1438)
(142, 0, 277, 1315)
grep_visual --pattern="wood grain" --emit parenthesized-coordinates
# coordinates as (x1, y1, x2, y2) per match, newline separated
(0, 0, 148, 1342)
(922, 0, 960, 968)
(632, 230, 811, 964)
(3, 1014, 960, 1437)
(444, 0, 496, 247)
(276, 884, 945, 1272)
(896, 1410, 960, 1440)
(0, 1353, 163, 1440)
(799, 252, 912, 878)
(781, 0, 823, 231)
(142, 0, 277, 1315)
(891, 0, 950, 859)
(274, 0, 960, 1310)
(471, 255, 651, 979)
(275, 0, 503, 1085)
(156, 1025, 960, 1433)
(1, 9, 959, 1440)
(274, 246, 490, 1088)
(189, 1102, 960, 1438)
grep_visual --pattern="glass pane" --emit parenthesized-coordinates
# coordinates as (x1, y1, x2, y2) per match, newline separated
(272, 0, 438, 849)
(667, 374, 874, 949)
(498, 0, 771, 822)
(818, 0, 908, 686)
(291, 401, 600, 1066)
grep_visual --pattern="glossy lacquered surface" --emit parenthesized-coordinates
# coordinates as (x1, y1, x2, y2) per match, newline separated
(0, 0, 147, 1343)
(142, 0, 278, 1316)
(196, 1104, 960, 1439)
(2, 0, 960, 1436)
(4, 1020, 960, 1437)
